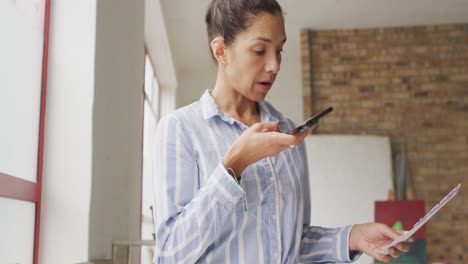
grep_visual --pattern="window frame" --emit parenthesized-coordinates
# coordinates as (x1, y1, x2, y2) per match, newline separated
(138, 48, 162, 264)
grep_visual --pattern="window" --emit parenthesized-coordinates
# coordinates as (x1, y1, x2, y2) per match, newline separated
(140, 53, 160, 263)
(0, 0, 50, 263)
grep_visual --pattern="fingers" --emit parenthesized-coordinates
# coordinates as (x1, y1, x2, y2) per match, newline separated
(388, 247, 401, 258)
(309, 124, 317, 133)
(375, 247, 404, 263)
(395, 242, 410, 252)
(373, 253, 391, 263)
(255, 122, 317, 135)
(387, 229, 412, 252)
(253, 122, 280, 132)
(395, 230, 414, 242)
(379, 223, 403, 240)
(294, 124, 315, 135)
(289, 126, 313, 144)
(252, 122, 314, 149)
(372, 247, 400, 263)
(282, 127, 313, 146)
(376, 229, 410, 262)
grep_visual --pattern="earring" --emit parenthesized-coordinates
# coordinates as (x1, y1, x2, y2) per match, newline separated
(217, 56, 225, 65)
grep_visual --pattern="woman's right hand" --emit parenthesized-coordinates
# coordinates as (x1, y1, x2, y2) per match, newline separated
(223, 122, 313, 176)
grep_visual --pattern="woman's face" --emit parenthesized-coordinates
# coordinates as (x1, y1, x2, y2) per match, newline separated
(223, 13, 286, 102)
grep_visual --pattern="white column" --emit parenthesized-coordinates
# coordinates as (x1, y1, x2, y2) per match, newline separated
(40, 1, 97, 263)
(40, 0, 144, 263)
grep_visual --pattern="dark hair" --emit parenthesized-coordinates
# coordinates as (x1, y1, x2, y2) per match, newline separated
(205, 0, 283, 58)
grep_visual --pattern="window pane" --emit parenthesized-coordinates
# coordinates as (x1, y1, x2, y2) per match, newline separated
(151, 75, 160, 117)
(144, 55, 160, 119)
(0, 0, 45, 182)
(144, 56, 154, 100)
(0, 197, 36, 263)
(142, 100, 157, 233)
(141, 54, 161, 264)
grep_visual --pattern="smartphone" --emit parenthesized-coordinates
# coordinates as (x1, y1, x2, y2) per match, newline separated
(285, 106, 334, 135)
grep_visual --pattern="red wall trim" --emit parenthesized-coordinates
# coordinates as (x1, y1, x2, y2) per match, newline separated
(34, 0, 51, 263)
(0, 172, 39, 202)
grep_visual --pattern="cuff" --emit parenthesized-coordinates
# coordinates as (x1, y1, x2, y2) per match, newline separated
(208, 163, 244, 207)
(343, 225, 363, 262)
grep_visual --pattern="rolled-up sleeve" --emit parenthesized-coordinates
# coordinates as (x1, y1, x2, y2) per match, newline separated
(300, 225, 361, 263)
(152, 114, 243, 263)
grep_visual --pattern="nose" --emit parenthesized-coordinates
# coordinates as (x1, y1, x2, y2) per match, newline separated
(265, 54, 280, 74)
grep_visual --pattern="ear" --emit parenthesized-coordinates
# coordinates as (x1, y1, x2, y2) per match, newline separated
(210, 36, 225, 63)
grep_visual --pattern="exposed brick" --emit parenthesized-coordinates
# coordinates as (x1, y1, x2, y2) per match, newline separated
(302, 23, 468, 263)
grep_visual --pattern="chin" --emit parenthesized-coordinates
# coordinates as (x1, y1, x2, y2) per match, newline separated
(244, 88, 269, 102)
(253, 93, 268, 102)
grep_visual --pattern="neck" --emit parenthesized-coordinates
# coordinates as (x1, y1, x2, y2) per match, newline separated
(211, 78, 260, 126)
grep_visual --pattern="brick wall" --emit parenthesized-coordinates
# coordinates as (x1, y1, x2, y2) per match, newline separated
(301, 24, 467, 263)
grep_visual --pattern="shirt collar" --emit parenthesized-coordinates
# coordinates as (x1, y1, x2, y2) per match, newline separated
(200, 89, 279, 124)
(200, 90, 235, 124)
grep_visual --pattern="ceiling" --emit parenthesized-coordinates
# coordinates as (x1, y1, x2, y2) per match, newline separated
(159, 0, 468, 69)
(149, 0, 468, 110)
(162, 0, 468, 29)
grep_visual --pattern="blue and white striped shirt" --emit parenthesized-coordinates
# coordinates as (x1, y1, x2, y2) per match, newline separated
(153, 90, 359, 264)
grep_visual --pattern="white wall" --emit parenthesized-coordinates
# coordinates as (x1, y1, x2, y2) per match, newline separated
(40, 0, 144, 263)
(160, 0, 214, 115)
(90, 0, 144, 260)
(145, 0, 177, 118)
(40, 1, 96, 263)
(306, 135, 393, 264)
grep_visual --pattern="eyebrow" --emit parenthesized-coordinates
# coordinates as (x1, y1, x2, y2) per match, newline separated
(254, 37, 287, 43)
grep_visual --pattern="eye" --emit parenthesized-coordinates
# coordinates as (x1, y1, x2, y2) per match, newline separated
(276, 48, 284, 55)
(254, 50, 266, 56)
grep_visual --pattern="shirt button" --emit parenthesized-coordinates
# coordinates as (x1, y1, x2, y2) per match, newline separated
(272, 215, 276, 220)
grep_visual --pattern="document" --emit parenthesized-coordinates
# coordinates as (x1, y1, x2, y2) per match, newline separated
(376, 183, 461, 255)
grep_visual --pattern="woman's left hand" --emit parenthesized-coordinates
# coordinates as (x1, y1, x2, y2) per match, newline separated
(349, 223, 412, 263)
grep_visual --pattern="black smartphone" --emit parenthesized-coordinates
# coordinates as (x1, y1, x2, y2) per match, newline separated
(285, 106, 334, 135)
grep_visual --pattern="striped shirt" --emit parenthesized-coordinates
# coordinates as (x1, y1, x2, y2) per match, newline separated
(152, 90, 359, 264)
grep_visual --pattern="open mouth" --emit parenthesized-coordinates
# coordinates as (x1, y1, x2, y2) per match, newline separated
(257, 81, 273, 91)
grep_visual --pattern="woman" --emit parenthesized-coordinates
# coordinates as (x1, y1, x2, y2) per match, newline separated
(153, 0, 410, 263)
